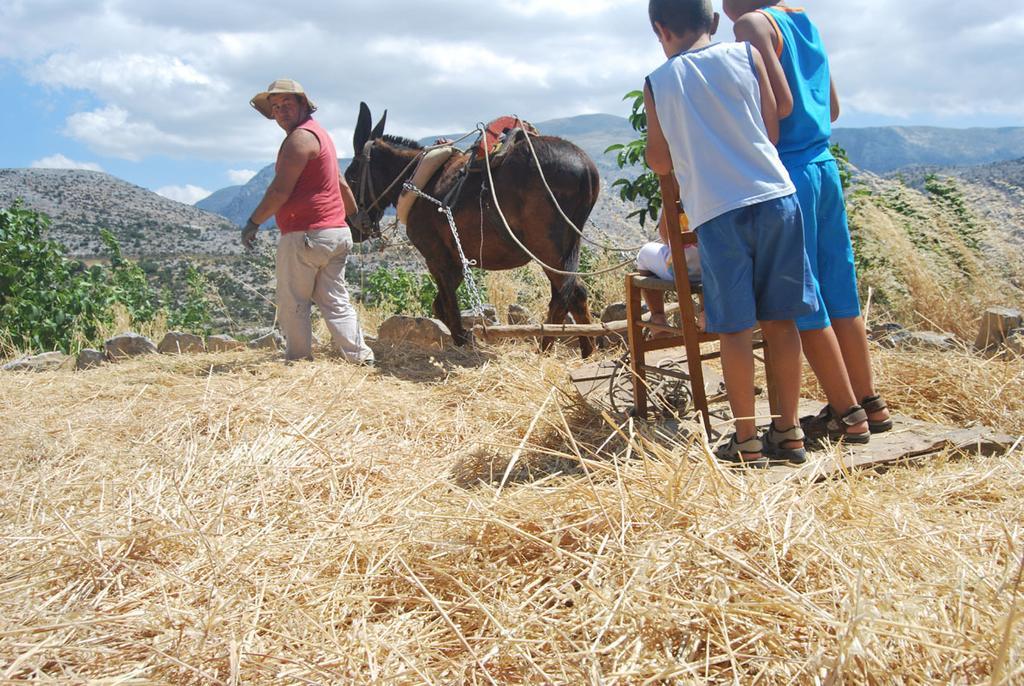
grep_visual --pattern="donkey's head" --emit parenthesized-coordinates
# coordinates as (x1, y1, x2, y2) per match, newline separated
(344, 102, 388, 242)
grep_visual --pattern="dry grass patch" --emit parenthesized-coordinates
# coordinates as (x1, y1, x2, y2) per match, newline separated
(0, 344, 1021, 683)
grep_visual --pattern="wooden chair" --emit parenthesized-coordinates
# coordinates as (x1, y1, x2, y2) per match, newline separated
(625, 175, 779, 437)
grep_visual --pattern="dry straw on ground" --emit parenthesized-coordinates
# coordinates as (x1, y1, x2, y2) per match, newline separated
(1, 341, 1022, 684)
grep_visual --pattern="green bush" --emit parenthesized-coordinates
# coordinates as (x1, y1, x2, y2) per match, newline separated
(166, 265, 215, 335)
(365, 267, 437, 315)
(99, 228, 160, 324)
(0, 203, 114, 353)
(363, 266, 488, 316)
(1, 203, 217, 354)
(831, 143, 853, 192)
(924, 174, 983, 253)
(605, 90, 662, 227)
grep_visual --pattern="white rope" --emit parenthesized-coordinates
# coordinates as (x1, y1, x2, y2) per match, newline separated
(518, 124, 651, 254)
(481, 127, 636, 278)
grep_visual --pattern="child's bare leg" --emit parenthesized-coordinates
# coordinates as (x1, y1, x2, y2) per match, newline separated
(831, 316, 889, 420)
(642, 289, 667, 325)
(719, 328, 758, 452)
(800, 326, 869, 434)
(760, 320, 804, 445)
(641, 288, 674, 339)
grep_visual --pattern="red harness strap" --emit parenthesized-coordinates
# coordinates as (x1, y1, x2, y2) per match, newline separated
(474, 116, 539, 159)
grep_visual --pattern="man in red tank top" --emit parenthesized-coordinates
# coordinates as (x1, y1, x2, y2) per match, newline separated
(243, 79, 374, 365)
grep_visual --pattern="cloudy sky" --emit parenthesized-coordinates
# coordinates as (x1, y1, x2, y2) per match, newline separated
(1, 1, 1021, 204)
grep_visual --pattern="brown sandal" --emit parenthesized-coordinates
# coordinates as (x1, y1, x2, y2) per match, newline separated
(861, 395, 894, 434)
(801, 405, 871, 444)
(762, 424, 807, 465)
(714, 435, 768, 469)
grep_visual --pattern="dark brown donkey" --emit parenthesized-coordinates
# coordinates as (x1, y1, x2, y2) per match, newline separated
(344, 103, 601, 357)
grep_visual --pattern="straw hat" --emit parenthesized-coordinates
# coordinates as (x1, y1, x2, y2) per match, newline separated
(250, 79, 317, 119)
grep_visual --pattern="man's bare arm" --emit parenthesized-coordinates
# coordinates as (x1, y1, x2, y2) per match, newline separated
(752, 49, 780, 144)
(249, 129, 319, 225)
(339, 175, 358, 217)
(643, 83, 673, 176)
(734, 13, 793, 119)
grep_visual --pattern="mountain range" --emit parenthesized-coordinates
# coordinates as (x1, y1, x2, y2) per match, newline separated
(196, 118, 1024, 228)
(196, 113, 639, 228)
(0, 168, 239, 258)
(833, 126, 1024, 173)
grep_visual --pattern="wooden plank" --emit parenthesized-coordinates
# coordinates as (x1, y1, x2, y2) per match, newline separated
(474, 303, 681, 341)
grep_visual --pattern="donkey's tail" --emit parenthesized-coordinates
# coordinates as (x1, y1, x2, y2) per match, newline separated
(557, 153, 601, 303)
(558, 238, 584, 301)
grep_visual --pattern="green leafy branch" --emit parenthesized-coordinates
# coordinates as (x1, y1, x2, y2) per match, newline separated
(604, 90, 662, 228)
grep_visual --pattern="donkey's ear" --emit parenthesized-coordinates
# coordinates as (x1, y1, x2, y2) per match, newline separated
(353, 102, 372, 153)
(370, 110, 387, 140)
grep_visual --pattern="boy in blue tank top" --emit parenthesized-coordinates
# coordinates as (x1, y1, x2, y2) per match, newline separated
(725, 0, 892, 442)
(644, 0, 818, 467)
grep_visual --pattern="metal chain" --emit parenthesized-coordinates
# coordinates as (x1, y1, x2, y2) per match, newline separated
(402, 181, 487, 315)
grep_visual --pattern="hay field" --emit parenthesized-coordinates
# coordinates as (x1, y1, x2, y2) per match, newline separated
(1, 340, 1022, 684)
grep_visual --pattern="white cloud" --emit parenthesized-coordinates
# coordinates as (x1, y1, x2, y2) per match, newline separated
(155, 184, 212, 205)
(62, 104, 271, 162)
(2, 0, 1021, 170)
(508, 0, 635, 18)
(30, 154, 103, 172)
(63, 106, 176, 161)
(227, 168, 257, 185)
(370, 39, 552, 87)
(30, 53, 220, 100)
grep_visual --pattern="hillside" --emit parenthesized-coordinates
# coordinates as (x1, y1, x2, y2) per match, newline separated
(843, 164, 1023, 334)
(4, 125, 1024, 335)
(0, 169, 240, 258)
(0, 168, 277, 330)
(425, 113, 639, 181)
(831, 126, 1024, 174)
(196, 122, 1024, 262)
(890, 158, 1024, 259)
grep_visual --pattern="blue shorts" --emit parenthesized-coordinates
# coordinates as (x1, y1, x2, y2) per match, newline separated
(789, 159, 862, 331)
(695, 194, 818, 334)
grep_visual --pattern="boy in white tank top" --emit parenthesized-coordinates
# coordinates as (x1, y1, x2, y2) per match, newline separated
(643, 0, 818, 467)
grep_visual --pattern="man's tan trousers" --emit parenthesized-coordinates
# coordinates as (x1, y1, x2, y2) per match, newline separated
(276, 228, 373, 363)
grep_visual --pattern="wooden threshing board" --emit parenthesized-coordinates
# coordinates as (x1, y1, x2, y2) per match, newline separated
(569, 355, 1016, 481)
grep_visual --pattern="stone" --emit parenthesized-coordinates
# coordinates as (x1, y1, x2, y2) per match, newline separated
(248, 331, 285, 350)
(892, 330, 958, 351)
(1005, 329, 1024, 357)
(2, 351, 71, 372)
(105, 333, 158, 360)
(870, 322, 906, 348)
(158, 331, 205, 355)
(593, 302, 630, 350)
(378, 316, 454, 351)
(507, 303, 534, 326)
(601, 302, 628, 324)
(206, 334, 246, 352)
(974, 307, 1022, 352)
(461, 304, 499, 330)
(76, 349, 107, 371)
